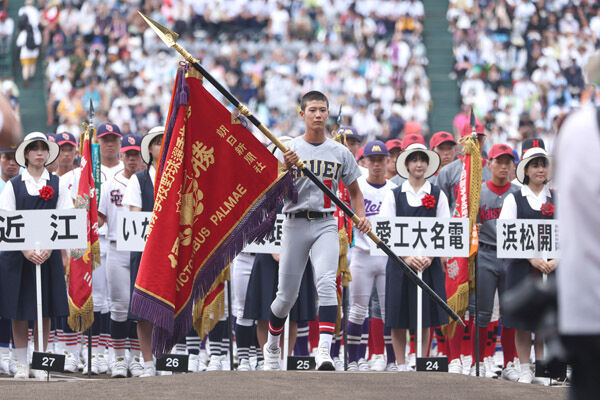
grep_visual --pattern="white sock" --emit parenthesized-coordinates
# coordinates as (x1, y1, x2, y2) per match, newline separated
(520, 363, 531, 372)
(15, 347, 27, 365)
(318, 333, 332, 352)
(144, 360, 154, 369)
(266, 332, 280, 351)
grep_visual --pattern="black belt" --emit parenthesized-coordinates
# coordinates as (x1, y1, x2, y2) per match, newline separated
(286, 211, 333, 220)
(480, 243, 497, 251)
(110, 240, 117, 245)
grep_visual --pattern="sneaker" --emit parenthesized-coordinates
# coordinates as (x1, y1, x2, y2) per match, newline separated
(347, 361, 358, 371)
(63, 353, 79, 373)
(9, 356, 18, 376)
(83, 355, 100, 375)
(33, 369, 48, 380)
(501, 361, 520, 382)
(485, 357, 501, 377)
(333, 357, 344, 371)
(357, 358, 370, 371)
(220, 354, 230, 371)
(13, 362, 29, 379)
(448, 358, 462, 374)
(140, 364, 156, 378)
(517, 364, 534, 384)
(96, 354, 109, 374)
(206, 355, 222, 371)
(111, 357, 128, 378)
(255, 360, 264, 371)
(249, 355, 258, 370)
(237, 358, 251, 371)
(385, 362, 398, 372)
(396, 363, 409, 372)
(461, 355, 472, 375)
(198, 350, 208, 371)
(188, 354, 199, 372)
(315, 347, 335, 371)
(129, 357, 144, 377)
(371, 354, 386, 372)
(262, 344, 281, 371)
(0, 353, 10, 375)
(407, 353, 416, 370)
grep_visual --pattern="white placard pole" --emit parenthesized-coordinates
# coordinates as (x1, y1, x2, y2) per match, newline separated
(417, 271, 423, 358)
(283, 319, 290, 370)
(35, 241, 44, 355)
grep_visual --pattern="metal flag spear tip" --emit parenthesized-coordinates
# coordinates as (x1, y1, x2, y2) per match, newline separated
(139, 11, 465, 327)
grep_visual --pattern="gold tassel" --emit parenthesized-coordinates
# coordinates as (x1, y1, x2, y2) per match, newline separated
(192, 265, 230, 338)
(334, 228, 352, 336)
(441, 282, 469, 338)
(67, 296, 95, 332)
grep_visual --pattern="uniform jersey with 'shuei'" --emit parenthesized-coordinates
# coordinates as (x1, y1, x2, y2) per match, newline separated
(437, 157, 492, 212)
(275, 136, 361, 214)
(353, 175, 397, 251)
(477, 181, 519, 246)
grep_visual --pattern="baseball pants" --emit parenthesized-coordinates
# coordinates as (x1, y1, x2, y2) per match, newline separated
(106, 241, 132, 322)
(92, 236, 109, 314)
(471, 246, 507, 327)
(348, 248, 386, 324)
(232, 252, 255, 326)
(271, 217, 339, 318)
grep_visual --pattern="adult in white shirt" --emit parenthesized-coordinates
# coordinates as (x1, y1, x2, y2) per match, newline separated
(499, 147, 555, 384)
(380, 143, 449, 369)
(555, 101, 600, 400)
(346, 141, 397, 371)
(0, 132, 72, 380)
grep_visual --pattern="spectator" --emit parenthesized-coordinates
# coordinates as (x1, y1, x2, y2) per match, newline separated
(15, 12, 42, 87)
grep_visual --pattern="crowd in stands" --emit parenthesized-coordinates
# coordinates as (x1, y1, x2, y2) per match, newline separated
(448, 0, 599, 155)
(2, 0, 429, 144)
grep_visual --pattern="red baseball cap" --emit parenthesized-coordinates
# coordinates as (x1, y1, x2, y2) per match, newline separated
(460, 121, 485, 137)
(401, 133, 425, 150)
(404, 121, 422, 135)
(429, 131, 456, 149)
(385, 139, 403, 152)
(488, 143, 515, 160)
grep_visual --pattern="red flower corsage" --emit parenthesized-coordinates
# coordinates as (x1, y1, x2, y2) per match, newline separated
(422, 194, 436, 209)
(540, 202, 554, 217)
(39, 185, 54, 201)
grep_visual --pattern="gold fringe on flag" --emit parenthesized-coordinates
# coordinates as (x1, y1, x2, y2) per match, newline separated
(335, 228, 352, 336)
(192, 265, 230, 338)
(67, 296, 95, 332)
(464, 136, 482, 292)
(441, 281, 469, 338)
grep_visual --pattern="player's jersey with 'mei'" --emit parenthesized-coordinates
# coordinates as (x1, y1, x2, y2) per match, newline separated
(353, 175, 396, 251)
(276, 137, 361, 214)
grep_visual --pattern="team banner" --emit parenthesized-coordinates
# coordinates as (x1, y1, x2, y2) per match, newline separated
(496, 219, 559, 259)
(444, 134, 482, 330)
(116, 211, 152, 252)
(68, 130, 102, 331)
(130, 66, 294, 357)
(368, 217, 470, 258)
(0, 209, 86, 250)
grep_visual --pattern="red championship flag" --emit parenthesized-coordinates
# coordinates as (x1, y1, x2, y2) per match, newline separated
(444, 134, 482, 333)
(130, 67, 294, 357)
(68, 130, 100, 331)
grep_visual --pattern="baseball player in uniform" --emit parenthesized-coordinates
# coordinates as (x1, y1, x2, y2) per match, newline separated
(346, 140, 397, 371)
(429, 131, 457, 184)
(385, 139, 402, 181)
(264, 91, 370, 371)
(98, 133, 142, 377)
(469, 144, 519, 378)
(436, 122, 492, 212)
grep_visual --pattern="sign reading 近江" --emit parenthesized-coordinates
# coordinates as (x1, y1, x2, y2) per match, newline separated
(496, 219, 559, 259)
(0, 209, 86, 250)
(243, 214, 284, 254)
(117, 211, 152, 252)
(368, 217, 470, 257)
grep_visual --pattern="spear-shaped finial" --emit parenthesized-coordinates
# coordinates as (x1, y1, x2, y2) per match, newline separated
(336, 104, 343, 127)
(470, 107, 476, 134)
(89, 98, 95, 128)
(138, 11, 196, 64)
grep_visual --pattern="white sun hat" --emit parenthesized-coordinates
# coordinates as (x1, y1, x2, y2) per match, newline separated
(140, 126, 164, 165)
(15, 132, 60, 168)
(516, 147, 552, 184)
(395, 143, 440, 179)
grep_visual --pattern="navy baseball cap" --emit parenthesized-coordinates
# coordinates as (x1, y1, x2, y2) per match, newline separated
(521, 137, 545, 156)
(56, 132, 77, 147)
(46, 133, 57, 143)
(363, 140, 389, 157)
(120, 134, 141, 152)
(335, 126, 361, 141)
(97, 122, 122, 138)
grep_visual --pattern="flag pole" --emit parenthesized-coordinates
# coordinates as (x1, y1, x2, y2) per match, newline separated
(137, 11, 464, 327)
(470, 109, 481, 377)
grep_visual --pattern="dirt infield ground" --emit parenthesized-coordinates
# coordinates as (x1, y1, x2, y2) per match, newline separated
(0, 371, 567, 400)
